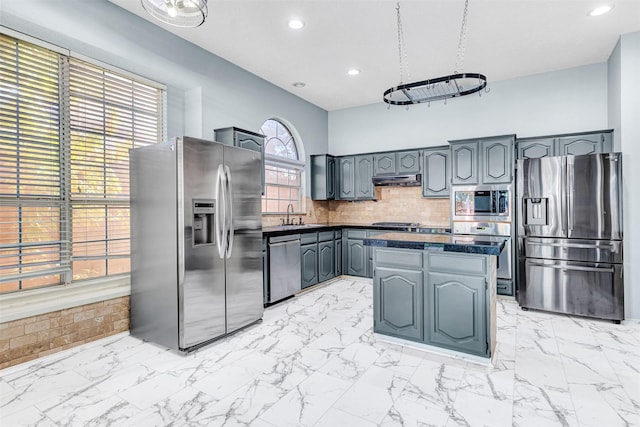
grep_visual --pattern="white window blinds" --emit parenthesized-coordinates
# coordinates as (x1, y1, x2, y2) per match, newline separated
(0, 33, 164, 293)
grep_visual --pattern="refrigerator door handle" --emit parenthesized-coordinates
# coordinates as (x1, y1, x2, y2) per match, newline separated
(527, 241, 616, 250)
(215, 164, 227, 259)
(527, 262, 615, 274)
(224, 165, 234, 259)
(567, 158, 574, 234)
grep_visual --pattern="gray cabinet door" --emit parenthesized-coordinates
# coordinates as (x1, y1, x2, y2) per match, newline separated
(451, 142, 478, 185)
(425, 272, 487, 356)
(318, 240, 334, 282)
(215, 127, 265, 194)
(374, 153, 396, 175)
(301, 243, 318, 289)
(421, 148, 450, 197)
(262, 238, 268, 305)
(346, 238, 367, 276)
(326, 156, 336, 199)
(338, 156, 355, 200)
(558, 132, 613, 156)
(335, 238, 342, 276)
(397, 150, 421, 174)
(311, 155, 336, 200)
(480, 136, 513, 184)
(516, 138, 556, 159)
(374, 267, 423, 341)
(355, 155, 375, 199)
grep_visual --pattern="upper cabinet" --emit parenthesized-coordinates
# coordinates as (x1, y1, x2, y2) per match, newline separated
(215, 127, 266, 193)
(373, 150, 421, 176)
(516, 137, 556, 159)
(336, 155, 375, 200)
(338, 156, 355, 200)
(450, 135, 514, 185)
(421, 147, 450, 197)
(516, 130, 613, 159)
(355, 155, 375, 199)
(310, 154, 336, 200)
(480, 136, 513, 184)
(450, 142, 479, 185)
(558, 132, 613, 156)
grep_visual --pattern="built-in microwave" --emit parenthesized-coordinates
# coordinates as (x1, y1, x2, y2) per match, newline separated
(452, 185, 511, 222)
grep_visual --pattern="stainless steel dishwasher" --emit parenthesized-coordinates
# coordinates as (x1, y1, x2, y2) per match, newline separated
(268, 234, 301, 303)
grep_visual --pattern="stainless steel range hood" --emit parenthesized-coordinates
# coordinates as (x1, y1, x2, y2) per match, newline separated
(372, 173, 421, 187)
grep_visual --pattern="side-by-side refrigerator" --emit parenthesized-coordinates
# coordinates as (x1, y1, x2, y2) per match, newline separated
(517, 153, 623, 322)
(130, 136, 263, 351)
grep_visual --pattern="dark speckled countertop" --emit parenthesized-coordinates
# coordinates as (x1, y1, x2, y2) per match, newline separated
(262, 224, 450, 237)
(363, 232, 504, 256)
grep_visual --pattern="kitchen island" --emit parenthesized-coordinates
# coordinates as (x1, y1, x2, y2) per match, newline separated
(364, 232, 502, 360)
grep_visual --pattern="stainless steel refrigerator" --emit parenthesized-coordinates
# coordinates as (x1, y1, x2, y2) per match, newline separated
(517, 153, 624, 322)
(130, 136, 264, 351)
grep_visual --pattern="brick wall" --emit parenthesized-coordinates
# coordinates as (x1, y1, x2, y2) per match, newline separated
(0, 296, 129, 370)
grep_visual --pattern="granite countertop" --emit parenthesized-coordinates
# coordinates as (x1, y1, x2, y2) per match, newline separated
(262, 223, 451, 237)
(363, 232, 504, 256)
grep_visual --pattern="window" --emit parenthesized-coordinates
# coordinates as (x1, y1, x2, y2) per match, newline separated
(0, 33, 164, 293)
(260, 119, 304, 213)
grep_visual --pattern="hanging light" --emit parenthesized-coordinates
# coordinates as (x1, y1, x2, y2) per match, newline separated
(383, 1, 487, 106)
(141, 0, 208, 28)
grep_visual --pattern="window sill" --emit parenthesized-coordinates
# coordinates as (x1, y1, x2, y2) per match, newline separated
(0, 275, 130, 324)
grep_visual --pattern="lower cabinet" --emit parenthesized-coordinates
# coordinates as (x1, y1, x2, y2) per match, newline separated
(371, 247, 494, 358)
(346, 238, 367, 276)
(335, 233, 343, 276)
(301, 243, 318, 289)
(318, 240, 335, 282)
(425, 272, 486, 356)
(262, 238, 268, 305)
(374, 267, 423, 341)
(299, 230, 342, 290)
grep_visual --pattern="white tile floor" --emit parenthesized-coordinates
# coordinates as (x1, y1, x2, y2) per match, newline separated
(1, 277, 639, 427)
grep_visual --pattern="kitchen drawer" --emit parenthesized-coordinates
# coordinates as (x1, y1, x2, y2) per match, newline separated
(300, 232, 318, 245)
(334, 230, 342, 239)
(374, 248, 422, 269)
(346, 229, 366, 239)
(427, 252, 487, 276)
(318, 231, 334, 242)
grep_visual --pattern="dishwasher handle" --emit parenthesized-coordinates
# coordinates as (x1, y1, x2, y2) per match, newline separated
(269, 239, 301, 247)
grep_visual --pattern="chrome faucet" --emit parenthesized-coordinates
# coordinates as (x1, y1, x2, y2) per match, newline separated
(286, 203, 294, 225)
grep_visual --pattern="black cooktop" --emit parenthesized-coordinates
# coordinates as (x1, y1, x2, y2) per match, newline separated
(371, 222, 419, 227)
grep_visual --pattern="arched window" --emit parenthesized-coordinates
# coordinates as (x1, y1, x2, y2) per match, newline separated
(260, 119, 304, 213)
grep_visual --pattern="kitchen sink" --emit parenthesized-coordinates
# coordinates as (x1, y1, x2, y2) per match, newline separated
(276, 223, 324, 230)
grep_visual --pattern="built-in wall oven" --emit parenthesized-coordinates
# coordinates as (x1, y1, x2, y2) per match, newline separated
(453, 221, 512, 282)
(452, 184, 514, 295)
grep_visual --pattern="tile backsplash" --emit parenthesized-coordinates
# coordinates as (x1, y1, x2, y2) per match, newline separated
(262, 187, 450, 227)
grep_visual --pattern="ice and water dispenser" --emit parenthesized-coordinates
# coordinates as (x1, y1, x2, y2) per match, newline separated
(193, 199, 215, 246)
(524, 198, 548, 226)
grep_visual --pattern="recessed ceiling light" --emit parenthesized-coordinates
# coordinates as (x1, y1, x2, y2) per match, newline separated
(288, 19, 305, 30)
(292, 82, 306, 88)
(588, 4, 614, 16)
(347, 69, 360, 76)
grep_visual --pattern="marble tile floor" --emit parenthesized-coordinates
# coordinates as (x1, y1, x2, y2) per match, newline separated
(1, 277, 639, 427)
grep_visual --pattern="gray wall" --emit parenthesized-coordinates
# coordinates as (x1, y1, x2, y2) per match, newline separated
(0, 0, 328, 194)
(328, 63, 608, 154)
(608, 31, 640, 320)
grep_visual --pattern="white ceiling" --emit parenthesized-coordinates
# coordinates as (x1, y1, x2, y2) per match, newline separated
(109, 0, 640, 111)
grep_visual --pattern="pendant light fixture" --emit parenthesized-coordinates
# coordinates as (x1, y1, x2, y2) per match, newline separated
(383, 1, 487, 106)
(141, 0, 208, 28)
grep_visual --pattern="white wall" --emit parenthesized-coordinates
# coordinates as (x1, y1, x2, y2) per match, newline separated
(0, 0, 329, 193)
(609, 31, 640, 320)
(328, 63, 608, 155)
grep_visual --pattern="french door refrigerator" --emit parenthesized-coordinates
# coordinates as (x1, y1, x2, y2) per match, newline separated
(130, 136, 263, 351)
(517, 153, 624, 322)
